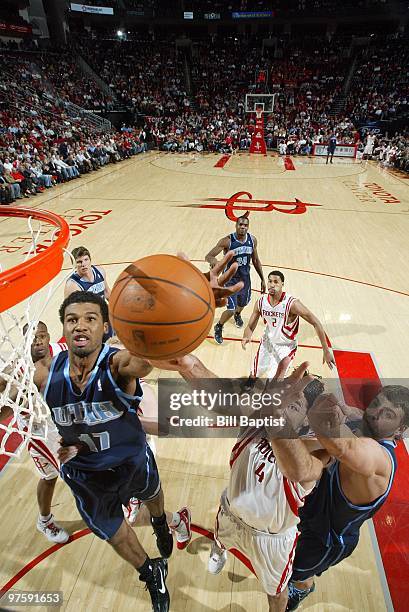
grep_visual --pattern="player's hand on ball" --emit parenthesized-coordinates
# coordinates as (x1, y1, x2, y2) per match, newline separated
(205, 251, 244, 308)
(176, 251, 243, 308)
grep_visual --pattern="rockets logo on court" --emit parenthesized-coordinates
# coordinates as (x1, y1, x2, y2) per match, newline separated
(183, 191, 321, 221)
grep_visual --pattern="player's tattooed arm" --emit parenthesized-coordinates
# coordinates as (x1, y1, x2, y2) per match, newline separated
(290, 300, 335, 369)
(205, 236, 230, 269)
(242, 299, 261, 349)
(250, 237, 266, 293)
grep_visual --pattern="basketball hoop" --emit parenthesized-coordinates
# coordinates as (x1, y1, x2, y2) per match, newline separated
(0, 207, 70, 457)
(256, 109, 263, 121)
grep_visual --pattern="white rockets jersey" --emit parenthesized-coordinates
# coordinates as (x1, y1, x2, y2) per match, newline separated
(227, 428, 313, 533)
(258, 292, 299, 345)
(18, 342, 67, 436)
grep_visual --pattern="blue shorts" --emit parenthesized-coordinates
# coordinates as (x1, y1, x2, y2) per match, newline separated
(227, 275, 252, 310)
(291, 528, 358, 581)
(60, 445, 160, 540)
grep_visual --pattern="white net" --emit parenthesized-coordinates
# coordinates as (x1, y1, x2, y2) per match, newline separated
(0, 213, 71, 458)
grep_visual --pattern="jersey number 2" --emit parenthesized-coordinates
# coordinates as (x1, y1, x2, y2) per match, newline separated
(255, 462, 265, 483)
(78, 432, 111, 452)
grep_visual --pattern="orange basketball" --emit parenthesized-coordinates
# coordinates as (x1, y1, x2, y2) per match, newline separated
(109, 254, 215, 359)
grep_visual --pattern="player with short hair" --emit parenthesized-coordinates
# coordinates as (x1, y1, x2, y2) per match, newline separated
(64, 246, 111, 300)
(242, 270, 334, 386)
(30, 253, 241, 612)
(286, 387, 408, 610)
(205, 215, 265, 344)
(32, 292, 172, 611)
(169, 355, 327, 612)
(0, 322, 69, 543)
(326, 134, 337, 164)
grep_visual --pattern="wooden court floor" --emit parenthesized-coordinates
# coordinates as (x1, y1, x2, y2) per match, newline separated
(0, 151, 408, 611)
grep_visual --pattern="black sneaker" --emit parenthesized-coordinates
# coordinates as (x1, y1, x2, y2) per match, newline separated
(286, 581, 315, 611)
(234, 312, 244, 328)
(241, 376, 257, 393)
(140, 558, 170, 612)
(214, 323, 223, 344)
(151, 518, 173, 558)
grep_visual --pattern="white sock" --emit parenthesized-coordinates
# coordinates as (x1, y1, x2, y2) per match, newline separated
(40, 513, 52, 523)
(168, 512, 180, 529)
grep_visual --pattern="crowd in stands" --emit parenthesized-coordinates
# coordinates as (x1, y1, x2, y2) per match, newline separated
(0, 109, 147, 205)
(0, 31, 408, 196)
(347, 40, 409, 123)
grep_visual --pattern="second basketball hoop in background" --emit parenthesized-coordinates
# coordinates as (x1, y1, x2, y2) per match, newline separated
(109, 254, 215, 359)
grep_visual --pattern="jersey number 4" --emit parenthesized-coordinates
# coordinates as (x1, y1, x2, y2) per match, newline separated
(255, 462, 265, 483)
(78, 432, 111, 452)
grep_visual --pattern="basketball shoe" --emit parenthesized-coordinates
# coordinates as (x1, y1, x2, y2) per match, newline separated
(140, 558, 170, 612)
(234, 312, 244, 328)
(286, 582, 316, 610)
(170, 507, 192, 550)
(37, 514, 69, 544)
(151, 515, 173, 558)
(123, 497, 143, 525)
(208, 541, 227, 574)
(214, 323, 223, 344)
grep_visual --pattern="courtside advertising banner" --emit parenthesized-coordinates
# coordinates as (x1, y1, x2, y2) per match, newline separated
(313, 144, 357, 158)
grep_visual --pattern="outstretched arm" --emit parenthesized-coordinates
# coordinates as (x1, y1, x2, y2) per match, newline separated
(251, 237, 265, 293)
(291, 300, 335, 369)
(307, 394, 392, 479)
(242, 299, 261, 349)
(205, 237, 230, 269)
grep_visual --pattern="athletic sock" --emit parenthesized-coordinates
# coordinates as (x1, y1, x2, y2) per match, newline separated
(151, 513, 167, 527)
(168, 512, 180, 529)
(137, 557, 153, 580)
(40, 513, 52, 523)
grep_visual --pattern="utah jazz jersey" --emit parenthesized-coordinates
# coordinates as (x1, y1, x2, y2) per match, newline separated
(226, 232, 254, 278)
(69, 265, 106, 299)
(299, 439, 396, 546)
(44, 345, 146, 471)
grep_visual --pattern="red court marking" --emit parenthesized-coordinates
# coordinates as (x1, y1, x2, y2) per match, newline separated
(0, 417, 24, 473)
(334, 349, 409, 612)
(0, 524, 255, 595)
(214, 155, 231, 168)
(284, 157, 295, 171)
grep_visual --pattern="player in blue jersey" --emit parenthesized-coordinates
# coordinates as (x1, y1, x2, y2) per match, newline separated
(205, 215, 265, 345)
(64, 246, 111, 300)
(326, 133, 337, 165)
(286, 387, 409, 610)
(31, 253, 241, 612)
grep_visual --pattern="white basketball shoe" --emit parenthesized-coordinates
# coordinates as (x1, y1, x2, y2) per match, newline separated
(37, 515, 69, 544)
(208, 541, 227, 574)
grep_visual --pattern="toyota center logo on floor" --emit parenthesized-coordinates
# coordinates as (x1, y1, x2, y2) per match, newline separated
(184, 191, 321, 221)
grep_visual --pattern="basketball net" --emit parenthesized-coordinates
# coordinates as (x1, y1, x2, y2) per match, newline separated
(0, 209, 71, 458)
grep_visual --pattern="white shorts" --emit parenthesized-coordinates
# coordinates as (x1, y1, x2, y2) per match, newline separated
(252, 337, 297, 379)
(27, 427, 60, 480)
(214, 492, 298, 595)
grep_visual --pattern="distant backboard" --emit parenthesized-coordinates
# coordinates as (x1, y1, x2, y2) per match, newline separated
(245, 93, 277, 114)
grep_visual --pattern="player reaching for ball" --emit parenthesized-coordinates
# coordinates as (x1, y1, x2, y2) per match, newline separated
(28, 252, 242, 612)
(242, 270, 335, 388)
(205, 215, 265, 345)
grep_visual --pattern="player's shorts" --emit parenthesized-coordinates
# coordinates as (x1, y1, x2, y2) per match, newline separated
(27, 426, 60, 481)
(60, 444, 160, 540)
(291, 527, 358, 581)
(215, 492, 299, 595)
(227, 275, 251, 310)
(252, 336, 297, 378)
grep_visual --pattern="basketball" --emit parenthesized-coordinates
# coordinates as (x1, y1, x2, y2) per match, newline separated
(109, 254, 215, 359)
